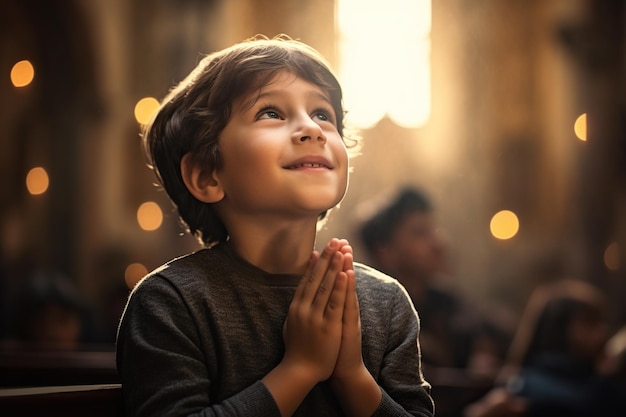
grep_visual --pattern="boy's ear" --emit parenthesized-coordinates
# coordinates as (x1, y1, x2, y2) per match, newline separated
(180, 153, 224, 203)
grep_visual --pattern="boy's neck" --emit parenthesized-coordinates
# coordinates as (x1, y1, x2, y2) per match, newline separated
(225, 217, 318, 275)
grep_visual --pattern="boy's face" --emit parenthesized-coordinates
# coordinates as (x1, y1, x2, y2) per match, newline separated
(214, 71, 348, 220)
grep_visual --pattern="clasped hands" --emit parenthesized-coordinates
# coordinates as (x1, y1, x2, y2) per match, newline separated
(282, 238, 364, 384)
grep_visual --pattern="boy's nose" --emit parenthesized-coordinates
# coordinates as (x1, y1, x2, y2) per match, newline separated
(298, 134, 326, 143)
(292, 118, 327, 144)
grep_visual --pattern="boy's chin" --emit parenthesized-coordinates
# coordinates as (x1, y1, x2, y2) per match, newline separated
(295, 200, 341, 219)
(308, 191, 345, 212)
(282, 185, 346, 217)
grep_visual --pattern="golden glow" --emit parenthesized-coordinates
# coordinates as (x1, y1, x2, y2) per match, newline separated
(604, 241, 620, 271)
(574, 113, 587, 141)
(490, 210, 519, 240)
(338, 0, 431, 128)
(137, 201, 163, 231)
(26, 167, 49, 195)
(134, 97, 160, 125)
(11, 60, 35, 87)
(125, 262, 148, 289)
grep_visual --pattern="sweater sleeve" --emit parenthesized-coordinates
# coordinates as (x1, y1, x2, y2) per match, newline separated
(368, 278, 435, 417)
(116, 275, 281, 417)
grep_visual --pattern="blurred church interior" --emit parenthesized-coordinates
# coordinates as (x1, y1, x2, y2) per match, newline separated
(0, 0, 625, 412)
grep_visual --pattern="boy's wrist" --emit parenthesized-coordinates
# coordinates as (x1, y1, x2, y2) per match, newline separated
(262, 360, 321, 417)
(330, 365, 382, 416)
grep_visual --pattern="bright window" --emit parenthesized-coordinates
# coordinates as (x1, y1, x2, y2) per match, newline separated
(337, 0, 431, 129)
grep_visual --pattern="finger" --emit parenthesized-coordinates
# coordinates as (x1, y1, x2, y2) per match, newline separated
(340, 246, 354, 272)
(343, 269, 359, 322)
(293, 251, 319, 301)
(325, 270, 348, 320)
(301, 239, 340, 304)
(312, 251, 344, 309)
(336, 238, 349, 249)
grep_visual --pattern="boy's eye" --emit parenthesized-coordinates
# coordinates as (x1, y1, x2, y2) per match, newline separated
(314, 112, 328, 121)
(257, 107, 282, 120)
(313, 109, 335, 124)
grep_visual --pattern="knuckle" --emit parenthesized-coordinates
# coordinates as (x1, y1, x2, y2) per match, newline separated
(320, 247, 334, 259)
(301, 272, 315, 284)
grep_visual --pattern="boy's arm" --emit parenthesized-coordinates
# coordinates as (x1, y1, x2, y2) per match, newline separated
(116, 277, 280, 417)
(329, 302, 384, 416)
(329, 246, 383, 416)
(330, 248, 434, 417)
(370, 283, 434, 417)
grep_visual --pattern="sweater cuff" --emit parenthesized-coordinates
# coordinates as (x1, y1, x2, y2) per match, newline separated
(371, 387, 434, 417)
(228, 380, 282, 417)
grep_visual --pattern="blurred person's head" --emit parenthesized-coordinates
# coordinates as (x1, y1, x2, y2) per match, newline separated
(359, 187, 447, 284)
(505, 279, 609, 375)
(12, 270, 85, 349)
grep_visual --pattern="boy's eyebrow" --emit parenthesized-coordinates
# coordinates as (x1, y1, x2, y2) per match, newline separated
(240, 87, 332, 111)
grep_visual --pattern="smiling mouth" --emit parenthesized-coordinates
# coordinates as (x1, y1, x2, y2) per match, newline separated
(285, 163, 331, 169)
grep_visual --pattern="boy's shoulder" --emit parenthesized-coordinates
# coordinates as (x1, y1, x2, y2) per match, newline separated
(353, 262, 417, 325)
(354, 261, 397, 284)
(135, 246, 228, 290)
(353, 262, 405, 296)
(157, 247, 219, 273)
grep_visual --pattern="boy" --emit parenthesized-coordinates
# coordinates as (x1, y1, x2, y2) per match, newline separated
(116, 36, 434, 417)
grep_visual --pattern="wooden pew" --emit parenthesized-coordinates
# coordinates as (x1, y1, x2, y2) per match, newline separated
(0, 384, 123, 417)
(0, 345, 119, 387)
(0, 344, 492, 417)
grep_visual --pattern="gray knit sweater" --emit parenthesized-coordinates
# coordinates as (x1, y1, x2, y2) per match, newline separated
(116, 243, 434, 417)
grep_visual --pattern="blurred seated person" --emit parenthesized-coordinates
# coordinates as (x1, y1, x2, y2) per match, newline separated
(359, 187, 508, 376)
(465, 279, 626, 417)
(9, 270, 92, 350)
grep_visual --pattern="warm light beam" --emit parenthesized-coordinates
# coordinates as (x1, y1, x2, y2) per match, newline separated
(338, 0, 431, 129)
